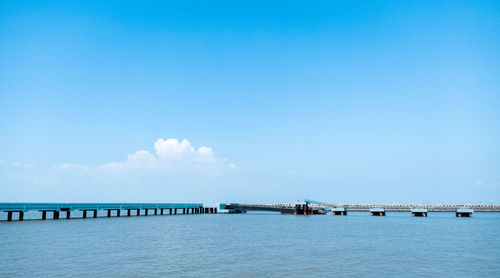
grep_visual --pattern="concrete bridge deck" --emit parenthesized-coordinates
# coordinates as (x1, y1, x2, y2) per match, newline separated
(0, 203, 217, 221)
(223, 203, 500, 213)
(331, 204, 500, 212)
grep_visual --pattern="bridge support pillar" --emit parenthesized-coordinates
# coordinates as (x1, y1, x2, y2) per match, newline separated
(145, 209, 149, 216)
(93, 210, 97, 218)
(82, 210, 87, 218)
(107, 210, 111, 217)
(19, 211, 24, 221)
(154, 208, 157, 215)
(7, 211, 12, 221)
(66, 211, 71, 219)
(42, 211, 47, 220)
(136, 209, 140, 216)
(127, 209, 131, 217)
(161, 208, 164, 215)
(54, 211, 60, 220)
(117, 210, 120, 217)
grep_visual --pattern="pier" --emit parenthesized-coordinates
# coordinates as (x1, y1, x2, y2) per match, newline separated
(0, 203, 216, 221)
(220, 202, 500, 216)
(2, 202, 499, 221)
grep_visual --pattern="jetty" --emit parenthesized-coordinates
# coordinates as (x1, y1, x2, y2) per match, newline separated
(221, 202, 500, 215)
(2, 202, 499, 221)
(0, 203, 217, 221)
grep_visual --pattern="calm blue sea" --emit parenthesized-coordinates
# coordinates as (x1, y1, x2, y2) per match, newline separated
(1, 211, 499, 277)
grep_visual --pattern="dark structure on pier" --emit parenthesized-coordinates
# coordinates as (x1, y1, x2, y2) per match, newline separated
(221, 203, 325, 215)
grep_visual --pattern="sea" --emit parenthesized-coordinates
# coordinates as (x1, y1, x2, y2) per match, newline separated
(1, 211, 499, 277)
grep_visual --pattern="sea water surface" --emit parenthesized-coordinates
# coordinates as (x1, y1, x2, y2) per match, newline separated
(1, 211, 499, 277)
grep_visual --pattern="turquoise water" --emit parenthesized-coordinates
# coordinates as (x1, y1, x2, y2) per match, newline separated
(1, 211, 499, 277)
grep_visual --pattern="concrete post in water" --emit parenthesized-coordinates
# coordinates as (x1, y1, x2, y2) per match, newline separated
(82, 210, 87, 218)
(7, 211, 12, 221)
(117, 210, 120, 217)
(19, 211, 24, 221)
(145, 209, 149, 216)
(174, 208, 177, 214)
(93, 210, 97, 218)
(456, 209, 473, 217)
(127, 209, 131, 217)
(411, 209, 427, 217)
(66, 211, 71, 219)
(169, 208, 173, 215)
(154, 208, 158, 215)
(161, 208, 164, 215)
(136, 209, 140, 216)
(107, 210, 111, 217)
(42, 211, 47, 220)
(54, 211, 60, 220)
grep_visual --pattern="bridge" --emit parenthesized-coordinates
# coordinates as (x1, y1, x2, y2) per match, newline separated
(221, 202, 500, 214)
(0, 203, 217, 221)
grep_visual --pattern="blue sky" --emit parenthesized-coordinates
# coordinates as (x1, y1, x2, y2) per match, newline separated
(1, 0, 499, 203)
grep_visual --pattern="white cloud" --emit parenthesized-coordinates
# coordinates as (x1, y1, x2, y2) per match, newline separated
(154, 138, 215, 162)
(100, 138, 219, 171)
(229, 163, 236, 168)
(53, 163, 90, 170)
(11, 161, 32, 168)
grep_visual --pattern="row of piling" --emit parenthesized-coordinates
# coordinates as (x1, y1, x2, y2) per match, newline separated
(4, 207, 218, 221)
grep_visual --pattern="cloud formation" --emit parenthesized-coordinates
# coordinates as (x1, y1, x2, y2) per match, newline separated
(100, 138, 217, 171)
